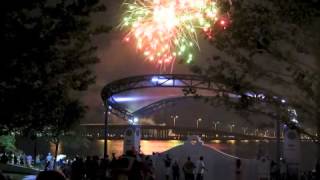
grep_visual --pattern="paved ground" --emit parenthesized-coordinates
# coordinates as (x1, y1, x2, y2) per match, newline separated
(4, 173, 35, 180)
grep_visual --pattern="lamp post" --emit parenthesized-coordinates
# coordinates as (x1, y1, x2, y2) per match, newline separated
(255, 128, 259, 136)
(171, 115, 179, 127)
(213, 121, 220, 130)
(229, 123, 235, 133)
(196, 118, 202, 129)
(103, 104, 110, 158)
(242, 127, 248, 135)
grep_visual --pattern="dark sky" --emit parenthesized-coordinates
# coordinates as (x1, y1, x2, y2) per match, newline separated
(80, 0, 276, 132)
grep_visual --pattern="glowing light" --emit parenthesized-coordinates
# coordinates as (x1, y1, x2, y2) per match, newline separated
(288, 107, 299, 124)
(227, 140, 236, 144)
(241, 140, 249, 143)
(212, 140, 221, 144)
(120, 0, 228, 68)
(244, 92, 256, 97)
(151, 76, 176, 85)
(129, 117, 139, 125)
(257, 94, 266, 99)
(113, 97, 142, 102)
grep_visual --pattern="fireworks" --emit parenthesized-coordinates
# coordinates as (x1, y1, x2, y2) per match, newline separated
(120, 0, 227, 68)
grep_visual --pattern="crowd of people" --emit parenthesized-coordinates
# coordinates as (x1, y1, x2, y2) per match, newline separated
(0, 152, 41, 168)
(1, 151, 320, 180)
(0, 150, 207, 180)
(163, 154, 207, 180)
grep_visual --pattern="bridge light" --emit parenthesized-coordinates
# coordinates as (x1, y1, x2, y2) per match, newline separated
(244, 92, 256, 98)
(150, 76, 175, 86)
(129, 117, 139, 125)
(257, 93, 265, 100)
(291, 118, 298, 124)
(151, 76, 159, 82)
(133, 117, 139, 124)
(113, 97, 141, 102)
(212, 140, 221, 144)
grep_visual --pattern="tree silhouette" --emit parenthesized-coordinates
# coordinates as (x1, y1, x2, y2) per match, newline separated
(1, 0, 108, 134)
(193, 0, 320, 141)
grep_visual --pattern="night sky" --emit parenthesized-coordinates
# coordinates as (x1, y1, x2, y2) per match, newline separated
(80, 0, 278, 132)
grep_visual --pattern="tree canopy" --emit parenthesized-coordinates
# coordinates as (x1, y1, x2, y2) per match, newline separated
(1, 0, 107, 134)
(193, 0, 320, 134)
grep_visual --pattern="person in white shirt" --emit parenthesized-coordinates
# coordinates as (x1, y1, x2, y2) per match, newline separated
(26, 155, 32, 167)
(45, 153, 53, 170)
(196, 156, 206, 180)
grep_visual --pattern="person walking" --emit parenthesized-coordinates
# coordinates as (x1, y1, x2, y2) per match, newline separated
(195, 156, 206, 180)
(172, 160, 180, 180)
(183, 157, 196, 180)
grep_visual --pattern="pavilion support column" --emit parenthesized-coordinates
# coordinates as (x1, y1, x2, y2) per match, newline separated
(104, 104, 109, 158)
(317, 112, 320, 159)
(276, 118, 281, 167)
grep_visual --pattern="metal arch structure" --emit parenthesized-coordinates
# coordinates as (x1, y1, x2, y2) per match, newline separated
(132, 96, 203, 116)
(102, 74, 225, 102)
(101, 74, 230, 157)
(102, 74, 225, 100)
(100, 74, 299, 161)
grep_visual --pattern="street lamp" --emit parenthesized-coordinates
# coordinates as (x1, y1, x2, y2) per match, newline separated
(171, 115, 179, 127)
(242, 127, 248, 135)
(255, 128, 259, 136)
(212, 121, 220, 130)
(229, 123, 235, 132)
(196, 118, 202, 129)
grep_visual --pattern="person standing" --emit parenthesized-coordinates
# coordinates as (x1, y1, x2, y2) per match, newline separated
(280, 159, 287, 180)
(45, 153, 53, 170)
(172, 160, 180, 180)
(315, 158, 320, 180)
(71, 156, 85, 180)
(270, 161, 278, 180)
(85, 156, 93, 180)
(13, 154, 18, 165)
(164, 154, 172, 180)
(196, 156, 206, 180)
(235, 159, 242, 180)
(27, 155, 33, 167)
(0, 153, 8, 164)
(183, 157, 196, 180)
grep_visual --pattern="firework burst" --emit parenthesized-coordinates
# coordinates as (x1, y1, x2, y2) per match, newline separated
(120, 0, 226, 70)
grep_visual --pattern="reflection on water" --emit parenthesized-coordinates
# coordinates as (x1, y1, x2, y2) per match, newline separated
(140, 140, 183, 155)
(96, 140, 183, 157)
(95, 140, 263, 158)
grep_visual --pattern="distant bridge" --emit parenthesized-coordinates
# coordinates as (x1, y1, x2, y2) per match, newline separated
(81, 124, 275, 141)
